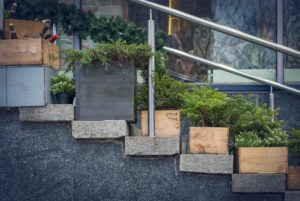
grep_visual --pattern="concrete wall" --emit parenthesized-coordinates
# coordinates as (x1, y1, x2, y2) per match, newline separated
(0, 108, 284, 201)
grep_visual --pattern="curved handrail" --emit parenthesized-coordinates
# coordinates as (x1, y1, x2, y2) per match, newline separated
(129, 0, 300, 59)
(163, 46, 300, 95)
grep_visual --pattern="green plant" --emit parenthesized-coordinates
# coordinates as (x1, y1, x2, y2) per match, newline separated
(4, 0, 166, 49)
(64, 40, 152, 71)
(235, 131, 264, 147)
(234, 128, 288, 148)
(289, 129, 300, 155)
(50, 73, 75, 96)
(137, 73, 189, 110)
(181, 86, 230, 127)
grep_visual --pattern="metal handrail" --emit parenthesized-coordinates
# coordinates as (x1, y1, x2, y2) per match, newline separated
(129, 0, 300, 59)
(163, 47, 300, 95)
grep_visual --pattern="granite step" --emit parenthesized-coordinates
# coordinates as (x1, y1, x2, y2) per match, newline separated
(19, 104, 74, 122)
(72, 120, 128, 139)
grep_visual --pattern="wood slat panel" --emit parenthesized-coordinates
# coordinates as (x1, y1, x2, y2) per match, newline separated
(0, 39, 42, 65)
(4, 19, 44, 39)
(237, 147, 288, 174)
(141, 110, 181, 137)
(189, 127, 229, 154)
(288, 166, 300, 190)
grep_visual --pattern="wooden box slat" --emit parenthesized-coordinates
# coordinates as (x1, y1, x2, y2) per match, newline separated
(0, 39, 59, 70)
(288, 166, 300, 190)
(189, 127, 229, 154)
(4, 19, 44, 39)
(141, 110, 181, 137)
(237, 147, 288, 174)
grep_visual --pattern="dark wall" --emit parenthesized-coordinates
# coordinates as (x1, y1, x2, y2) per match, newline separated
(0, 108, 283, 201)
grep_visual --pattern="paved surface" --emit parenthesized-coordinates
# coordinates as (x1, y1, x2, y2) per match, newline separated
(0, 109, 283, 201)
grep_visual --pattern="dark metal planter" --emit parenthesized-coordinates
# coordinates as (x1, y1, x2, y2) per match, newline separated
(75, 60, 135, 121)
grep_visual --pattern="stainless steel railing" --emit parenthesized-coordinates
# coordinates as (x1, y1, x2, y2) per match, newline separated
(163, 47, 300, 95)
(129, 0, 300, 58)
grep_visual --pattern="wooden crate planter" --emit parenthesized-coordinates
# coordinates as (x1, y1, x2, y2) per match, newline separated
(236, 147, 288, 174)
(75, 61, 135, 121)
(141, 110, 180, 137)
(0, 39, 60, 70)
(189, 127, 229, 154)
(288, 166, 300, 190)
(4, 19, 44, 39)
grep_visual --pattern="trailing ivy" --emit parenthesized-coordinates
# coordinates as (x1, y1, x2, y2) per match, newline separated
(4, 0, 166, 49)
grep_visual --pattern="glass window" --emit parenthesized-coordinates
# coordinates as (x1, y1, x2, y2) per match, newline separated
(129, 0, 277, 84)
(284, 0, 300, 83)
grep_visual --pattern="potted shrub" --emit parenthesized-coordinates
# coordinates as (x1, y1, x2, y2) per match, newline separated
(137, 68, 189, 137)
(288, 129, 300, 190)
(50, 73, 75, 104)
(235, 128, 288, 174)
(65, 40, 151, 121)
(181, 86, 231, 154)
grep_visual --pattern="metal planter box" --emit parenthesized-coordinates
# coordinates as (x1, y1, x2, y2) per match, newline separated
(75, 60, 135, 121)
(0, 65, 56, 107)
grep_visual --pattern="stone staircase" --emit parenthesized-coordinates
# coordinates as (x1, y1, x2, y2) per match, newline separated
(18, 104, 300, 200)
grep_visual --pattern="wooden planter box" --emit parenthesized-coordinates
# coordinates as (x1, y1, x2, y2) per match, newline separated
(4, 19, 44, 39)
(288, 166, 300, 190)
(0, 39, 60, 70)
(141, 110, 180, 137)
(75, 61, 135, 121)
(236, 147, 288, 174)
(189, 127, 229, 154)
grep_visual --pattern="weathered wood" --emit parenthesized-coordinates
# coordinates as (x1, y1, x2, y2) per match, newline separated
(237, 147, 288, 174)
(0, 39, 59, 70)
(189, 127, 229, 154)
(42, 40, 60, 70)
(76, 61, 135, 121)
(141, 110, 181, 137)
(4, 19, 44, 39)
(288, 166, 300, 190)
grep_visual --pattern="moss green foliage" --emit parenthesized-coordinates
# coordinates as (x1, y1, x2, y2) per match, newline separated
(181, 86, 230, 127)
(64, 40, 152, 71)
(235, 131, 264, 147)
(137, 73, 189, 110)
(4, 0, 166, 49)
(289, 129, 300, 155)
(50, 73, 75, 96)
(235, 128, 288, 148)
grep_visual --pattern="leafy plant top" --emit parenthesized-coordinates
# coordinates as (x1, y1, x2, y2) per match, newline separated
(50, 73, 75, 96)
(235, 128, 288, 148)
(181, 86, 230, 127)
(137, 73, 189, 110)
(64, 40, 152, 71)
(289, 129, 300, 155)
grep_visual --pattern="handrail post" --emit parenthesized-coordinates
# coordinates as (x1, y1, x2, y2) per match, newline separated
(269, 86, 275, 121)
(148, 9, 155, 137)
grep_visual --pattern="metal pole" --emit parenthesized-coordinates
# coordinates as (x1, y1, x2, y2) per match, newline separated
(129, 0, 300, 59)
(269, 86, 275, 121)
(277, 0, 284, 83)
(148, 9, 155, 137)
(163, 46, 300, 96)
(73, 0, 81, 50)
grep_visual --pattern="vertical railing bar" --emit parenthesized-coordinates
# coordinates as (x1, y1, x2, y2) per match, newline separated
(148, 9, 155, 137)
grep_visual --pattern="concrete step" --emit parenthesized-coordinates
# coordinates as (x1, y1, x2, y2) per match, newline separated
(285, 191, 300, 201)
(72, 120, 128, 139)
(125, 136, 180, 156)
(180, 154, 233, 174)
(19, 104, 74, 122)
(231, 174, 286, 193)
